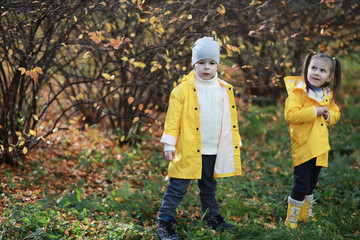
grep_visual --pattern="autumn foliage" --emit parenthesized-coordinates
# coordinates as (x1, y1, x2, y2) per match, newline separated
(0, 1, 359, 239)
(1, 0, 359, 166)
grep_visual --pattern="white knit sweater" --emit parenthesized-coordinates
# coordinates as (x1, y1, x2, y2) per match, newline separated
(194, 71, 223, 154)
(164, 71, 223, 154)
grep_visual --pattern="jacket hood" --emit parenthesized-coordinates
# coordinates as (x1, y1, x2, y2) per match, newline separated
(284, 76, 305, 95)
(284, 76, 332, 97)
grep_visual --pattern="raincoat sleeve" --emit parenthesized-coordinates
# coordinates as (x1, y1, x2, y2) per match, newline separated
(327, 100, 341, 126)
(160, 86, 183, 145)
(284, 91, 316, 124)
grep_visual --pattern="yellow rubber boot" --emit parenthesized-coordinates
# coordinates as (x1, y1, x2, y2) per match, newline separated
(285, 196, 304, 229)
(299, 194, 316, 222)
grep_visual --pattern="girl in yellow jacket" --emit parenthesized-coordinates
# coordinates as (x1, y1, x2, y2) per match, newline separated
(156, 37, 242, 240)
(284, 52, 341, 228)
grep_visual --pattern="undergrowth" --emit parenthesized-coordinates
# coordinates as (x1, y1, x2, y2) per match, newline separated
(1, 59, 359, 239)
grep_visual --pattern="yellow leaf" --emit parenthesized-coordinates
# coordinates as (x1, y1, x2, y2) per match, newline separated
(29, 129, 36, 136)
(149, 16, 156, 24)
(76, 93, 84, 100)
(114, 197, 125, 203)
(9, 146, 13, 152)
(128, 97, 134, 105)
(105, 22, 112, 32)
(217, 4, 226, 15)
(132, 61, 146, 68)
(132, 117, 139, 123)
(19, 141, 25, 147)
(144, 109, 153, 114)
(164, 11, 171, 15)
(121, 56, 129, 61)
(89, 31, 105, 44)
(33, 67, 43, 74)
(33, 114, 39, 121)
(15, 131, 22, 136)
(18, 67, 26, 75)
(102, 73, 112, 80)
(74, 16, 77, 22)
(120, 135, 125, 142)
(23, 147, 28, 154)
(62, 43, 68, 47)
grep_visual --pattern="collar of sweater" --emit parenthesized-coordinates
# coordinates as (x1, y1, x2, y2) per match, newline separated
(194, 71, 218, 87)
(307, 88, 324, 102)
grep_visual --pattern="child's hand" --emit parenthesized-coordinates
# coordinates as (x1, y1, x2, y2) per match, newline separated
(164, 151, 175, 162)
(316, 106, 329, 119)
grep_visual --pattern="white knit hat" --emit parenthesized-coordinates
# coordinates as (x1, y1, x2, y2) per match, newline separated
(191, 36, 220, 66)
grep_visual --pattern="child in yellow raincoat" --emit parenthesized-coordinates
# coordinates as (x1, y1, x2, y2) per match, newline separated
(284, 52, 341, 228)
(156, 37, 242, 240)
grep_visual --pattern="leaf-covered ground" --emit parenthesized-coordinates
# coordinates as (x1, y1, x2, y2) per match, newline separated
(1, 102, 359, 239)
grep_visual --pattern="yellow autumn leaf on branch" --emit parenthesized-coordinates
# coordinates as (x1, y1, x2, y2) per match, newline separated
(135, 13, 147, 23)
(102, 73, 112, 80)
(29, 129, 36, 136)
(128, 97, 134, 105)
(33, 67, 43, 74)
(18, 67, 26, 75)
(76, 93, 84, 100)
(23, 147, 28, 154)
(217, 4, 226, 15)
(89, 31, 105, 44)
(132, 117, 139, 123)
(132, 61, 146, 68)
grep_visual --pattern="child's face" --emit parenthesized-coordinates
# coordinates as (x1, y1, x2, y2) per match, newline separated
(307, 57, 332, 88)
(194, 59, 218, 80)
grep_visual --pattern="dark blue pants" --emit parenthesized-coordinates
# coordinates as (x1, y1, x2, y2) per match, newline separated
(158, 155, 219, 219)
(291, 158, 322, 201)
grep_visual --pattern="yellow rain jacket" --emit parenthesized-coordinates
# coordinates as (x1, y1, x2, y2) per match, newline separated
(160, 70, 242, 179)
(284, 76, 340, 167)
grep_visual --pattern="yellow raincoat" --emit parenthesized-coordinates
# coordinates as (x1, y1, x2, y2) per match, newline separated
(160, 70, 242, 179)
(284, 76, 340, 167)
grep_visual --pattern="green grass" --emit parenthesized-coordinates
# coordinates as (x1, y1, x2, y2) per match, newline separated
(1, 102, 359, 240)
(1, 70, 359, 240)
